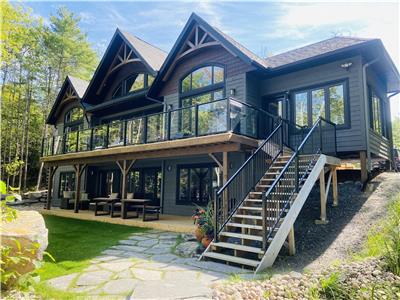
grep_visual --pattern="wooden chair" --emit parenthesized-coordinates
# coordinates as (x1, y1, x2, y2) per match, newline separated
(94, 193, 119, 216)
(142, 204, 161, 221)
(110, 192, 130, 218)
(61, 191, 74, 209)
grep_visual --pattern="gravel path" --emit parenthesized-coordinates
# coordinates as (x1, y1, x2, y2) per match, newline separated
(271, 172, 400, 272)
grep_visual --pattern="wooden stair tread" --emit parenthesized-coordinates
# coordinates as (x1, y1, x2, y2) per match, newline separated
(227, 222, 263, 230)
(212, 242, 264, 254)
(233, 214, 262, 220)
(202, 252, 260, 267)
(219, 232, 263, 241)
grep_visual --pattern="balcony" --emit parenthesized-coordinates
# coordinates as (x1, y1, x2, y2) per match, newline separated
(41, 98, 277, 162)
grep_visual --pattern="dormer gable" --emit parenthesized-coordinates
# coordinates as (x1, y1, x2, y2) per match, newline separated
(47, 76, 88, 125)
(82, 29, 167, 107)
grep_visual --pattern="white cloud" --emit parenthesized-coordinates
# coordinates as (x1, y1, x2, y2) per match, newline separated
(268, 2, 400, 117)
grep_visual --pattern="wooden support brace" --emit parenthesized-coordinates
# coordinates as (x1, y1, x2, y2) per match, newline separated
(117, 160, 136, 217)
(45, 166, 58, 210)
(332, 167, 338, 206)
(73, 164, 87, 213)
(315, 168, 329, 224)
(288, 226, 296, 256)
(222, 152, 229, 219)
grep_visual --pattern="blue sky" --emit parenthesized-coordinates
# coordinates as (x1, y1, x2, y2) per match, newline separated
(17, 0, 400, 117)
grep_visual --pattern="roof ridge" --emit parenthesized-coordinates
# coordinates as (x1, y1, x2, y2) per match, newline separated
(119, 30, 168, 54)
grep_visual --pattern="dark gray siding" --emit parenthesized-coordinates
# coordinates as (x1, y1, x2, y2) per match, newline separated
(160, 46, 254, 108)
(260, 56, 366, 153)
(366, 67, 391, 159)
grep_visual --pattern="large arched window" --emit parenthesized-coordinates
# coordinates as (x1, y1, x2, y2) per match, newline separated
(64, 107, 84, 132)
(180, 65, 225, 107)
(112, 73, 155, 99)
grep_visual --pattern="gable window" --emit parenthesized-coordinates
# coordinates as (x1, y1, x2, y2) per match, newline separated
(112, 73, 154, 99)
(180, 65, 225, 107)
(64, 107, 84, 132)
(292, 81, 348, 127)
(177, 164, 219, 205)
(369, 88, 386, 137)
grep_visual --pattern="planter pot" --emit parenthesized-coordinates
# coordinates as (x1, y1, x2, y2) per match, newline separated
(194, 227, 204, 242)
(201, 236, 212, 248)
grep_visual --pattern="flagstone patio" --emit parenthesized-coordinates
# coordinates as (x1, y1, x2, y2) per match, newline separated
(46, 230, 253, 299)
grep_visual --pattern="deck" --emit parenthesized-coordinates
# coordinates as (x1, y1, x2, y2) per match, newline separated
(40, 208, 194, 233)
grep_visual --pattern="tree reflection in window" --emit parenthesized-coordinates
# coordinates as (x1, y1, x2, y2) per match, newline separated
(112, 73, 154, 99)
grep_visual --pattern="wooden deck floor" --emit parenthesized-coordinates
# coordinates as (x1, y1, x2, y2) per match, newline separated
(40, 208, 194, 233)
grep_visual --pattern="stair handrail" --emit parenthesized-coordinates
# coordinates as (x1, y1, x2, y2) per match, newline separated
(261, 117, 337, 250)
(213, 120, 284, 242)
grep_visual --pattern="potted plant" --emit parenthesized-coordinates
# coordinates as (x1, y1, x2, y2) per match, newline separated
(192, 202, 214, 247)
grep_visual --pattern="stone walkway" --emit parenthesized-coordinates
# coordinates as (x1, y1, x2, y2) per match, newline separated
(46, 230, 252, 299)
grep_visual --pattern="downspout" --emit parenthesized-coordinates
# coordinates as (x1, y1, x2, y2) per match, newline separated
(362, 56, 380, 172)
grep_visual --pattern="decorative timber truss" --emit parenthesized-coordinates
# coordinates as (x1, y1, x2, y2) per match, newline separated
(98, 41, 142, 95)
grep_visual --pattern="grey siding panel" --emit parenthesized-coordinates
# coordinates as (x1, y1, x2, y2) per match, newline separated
(261, 56, 366, 153)
(369, 129, 390, 159)
(246, 73, 261, 107)
(159, 47, 254, 96)
(226, 73, 246, 102)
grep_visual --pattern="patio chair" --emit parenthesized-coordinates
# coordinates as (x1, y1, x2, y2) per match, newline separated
(93, 193, 120, 216)
(61, 191, 75, 209)
(111, 192, 134, 218)
(80, 192, 90, 210)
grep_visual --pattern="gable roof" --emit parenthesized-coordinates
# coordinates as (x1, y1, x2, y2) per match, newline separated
(120, 30, 167, 72)
(47, 76, 88, 125)
(264, 36, 374, 69)
(82, 29, 167, 105)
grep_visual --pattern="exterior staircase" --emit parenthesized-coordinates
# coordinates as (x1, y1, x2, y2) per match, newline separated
(200, 118, 339, 272)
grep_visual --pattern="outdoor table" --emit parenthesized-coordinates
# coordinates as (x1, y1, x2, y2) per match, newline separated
(121, 198, 151, 219)
(92, 197, 120, 216)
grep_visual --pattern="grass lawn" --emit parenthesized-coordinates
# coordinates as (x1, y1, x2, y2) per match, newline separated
(38, 215, 148, 281)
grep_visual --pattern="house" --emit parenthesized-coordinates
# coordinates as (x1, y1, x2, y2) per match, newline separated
(41, 13, 400, 270)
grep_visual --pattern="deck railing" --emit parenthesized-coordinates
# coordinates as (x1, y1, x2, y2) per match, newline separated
(41, 98, 278, 157)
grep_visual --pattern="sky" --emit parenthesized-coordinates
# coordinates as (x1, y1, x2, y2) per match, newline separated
(16, 0, 400, 118)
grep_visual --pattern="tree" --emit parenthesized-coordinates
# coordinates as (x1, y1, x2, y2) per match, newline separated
(393, 117, 400, 149)
(0, 1, 98, 191)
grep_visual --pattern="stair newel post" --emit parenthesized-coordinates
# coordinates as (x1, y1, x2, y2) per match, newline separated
(213, 190, 219, 242)
(280, 122, 283, 152)
(262, 191, 267, 251)
(319, 119, 323, 153)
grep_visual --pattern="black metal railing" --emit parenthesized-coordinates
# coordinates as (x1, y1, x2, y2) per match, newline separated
(261, 117, 336, 250)
(213, 121, 284, 242)
(41, 98, 279, 157)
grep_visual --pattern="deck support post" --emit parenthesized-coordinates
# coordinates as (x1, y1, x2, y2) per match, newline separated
(45, 165, 58, 210)
(288, 226, 295, 255)
(73, 164, 87, 213)
(332, 166, 338, 206)
(116, 160, 136, 217)
(222, 152, 229, 219)
(315, 168, 329, 224)
(208, 153, 223, 185)
(360, 151, 368, 183)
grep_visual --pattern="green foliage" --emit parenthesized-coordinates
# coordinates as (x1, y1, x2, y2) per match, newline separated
(357, 193, 400, 275)
(392, 117, 400, 149)
(3, 159, 24, 177)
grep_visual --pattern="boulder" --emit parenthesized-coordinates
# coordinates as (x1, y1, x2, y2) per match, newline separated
(1, 210, 48, 287)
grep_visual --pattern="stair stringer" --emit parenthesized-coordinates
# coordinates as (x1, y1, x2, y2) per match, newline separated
(255, 154, 328, 273)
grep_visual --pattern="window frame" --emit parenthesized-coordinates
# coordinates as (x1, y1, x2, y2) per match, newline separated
(111, 73, 154, 100)
(290, 79, 350, 129)
(176, 163, 219, 206)
(369, 86, 387, 137)
(58, 171, 76, 197)
(64, 107, 84, 133)
(179, 63, 226, 105)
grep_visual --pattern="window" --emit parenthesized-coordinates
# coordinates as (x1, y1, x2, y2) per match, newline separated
(370, 89, 385, 136)
(64, 107, 84, 134)
(180, 65, 225, 98)
(59, 172, 75, 197)
(293, 81, 347, 127)
(127, 168, 162, 203)
(111, 73, 154, 99)
(177, 164, 219, 205)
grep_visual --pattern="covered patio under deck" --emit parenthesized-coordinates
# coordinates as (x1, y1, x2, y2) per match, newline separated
(41, 132, 259, 218)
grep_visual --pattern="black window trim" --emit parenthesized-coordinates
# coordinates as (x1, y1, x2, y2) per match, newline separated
(64, 106, 84, 133)
(368, 85, 388, 138)
(176, 162, 218, 206)
(179, 63, 226, 105)
(111, 73, 154, 100)
(290, 78, 351, 130)
(58, 171, 76, 198)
